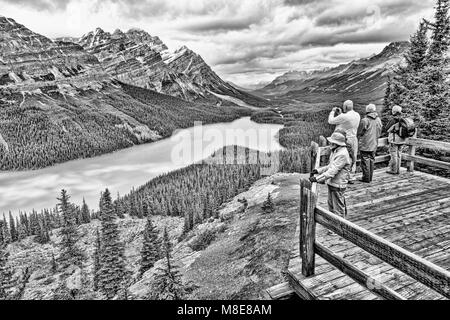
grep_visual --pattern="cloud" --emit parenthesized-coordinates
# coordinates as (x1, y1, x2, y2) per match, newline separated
(0, 0, 436, 87)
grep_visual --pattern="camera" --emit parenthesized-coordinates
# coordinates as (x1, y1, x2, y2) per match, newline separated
(334, 107, 343, 117)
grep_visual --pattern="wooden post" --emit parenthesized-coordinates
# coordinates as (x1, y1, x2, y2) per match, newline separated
(310, 142, 319, 173)
(407, 132, 418, 172)
(300, 179, 317, 277)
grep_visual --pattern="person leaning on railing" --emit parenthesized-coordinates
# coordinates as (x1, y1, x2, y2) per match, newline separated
(310, 132, 352, 217)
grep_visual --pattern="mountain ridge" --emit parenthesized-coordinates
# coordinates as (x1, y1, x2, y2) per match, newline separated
(258, 41, 409, 105)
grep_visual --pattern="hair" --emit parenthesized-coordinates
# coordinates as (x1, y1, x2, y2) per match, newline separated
(343, 100, 354, 112)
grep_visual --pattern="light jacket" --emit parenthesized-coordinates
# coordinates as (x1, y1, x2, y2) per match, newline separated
(386, 115, 406, 145)
(316, 146, 352, 189)
(358, 112, 382, 152)
(328, 110, 361, 138)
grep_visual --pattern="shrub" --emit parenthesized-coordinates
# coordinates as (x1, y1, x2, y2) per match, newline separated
(188, 229, 217, 251)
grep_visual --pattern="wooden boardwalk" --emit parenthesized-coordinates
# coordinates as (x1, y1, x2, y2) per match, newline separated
(286, 168, 450, 300)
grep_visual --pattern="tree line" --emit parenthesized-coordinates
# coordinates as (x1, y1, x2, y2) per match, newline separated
(385, 0, 450, 141)
(0, 82, 249, 170)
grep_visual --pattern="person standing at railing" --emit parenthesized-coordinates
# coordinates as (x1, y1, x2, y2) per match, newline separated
(310, 132, 352, 217)
(385, 105, 406, 175)
(328, 100, 361, 184)
(357, 104, 382, 183)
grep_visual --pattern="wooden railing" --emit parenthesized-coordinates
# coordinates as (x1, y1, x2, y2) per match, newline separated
(298, 137, 450, 300)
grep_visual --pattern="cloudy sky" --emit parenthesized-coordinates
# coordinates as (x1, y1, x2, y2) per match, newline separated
(0, 0, 436, 87)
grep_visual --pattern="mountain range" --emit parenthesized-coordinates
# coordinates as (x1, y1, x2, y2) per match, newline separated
(257, 41, 409, 106)
(0, 16, 256, 170)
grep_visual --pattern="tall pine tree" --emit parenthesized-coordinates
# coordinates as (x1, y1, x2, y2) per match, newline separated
(93, 227, 101, 291)
(97, 189, 126, 299)
(81, 198, 91, 224)
(151, 228, 192, 300)
(58, 190, 84, 267)
(139, 217, 161, 276)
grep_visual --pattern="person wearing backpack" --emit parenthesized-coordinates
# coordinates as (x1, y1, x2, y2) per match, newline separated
(357, 104, 382, 183)
(385, 105, 407, 175)
(310, 132, 352, 217)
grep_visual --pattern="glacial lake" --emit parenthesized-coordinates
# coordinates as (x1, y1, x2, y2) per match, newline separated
(0, 117, 283, 216)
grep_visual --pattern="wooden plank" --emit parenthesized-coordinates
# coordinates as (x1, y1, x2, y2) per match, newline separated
(401, 154, 450, 171)
(407, 138, 450, 152)
(300, 179, 317, 276)
(286, 270, 318, 300)
(315, 243, 406, 300)
(265, 282, 295, 300)
(315, 206, 450, 298)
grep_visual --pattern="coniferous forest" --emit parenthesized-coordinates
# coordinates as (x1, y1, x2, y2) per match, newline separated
(0, 82, 250, 170)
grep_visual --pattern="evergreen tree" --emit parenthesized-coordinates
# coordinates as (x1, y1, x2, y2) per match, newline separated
(140, 217, 161, 276)
(93, 228, 101, 291)
(407, 20, 430, 71)
(9, 213, 17, 242)
(262, 193, 275, 214)
(81, 198, 91, 224)
(97, 189, 126, 299)
(427, 0, 450, 65)
(114, 193, 125, 219)
(58, 190, 84, 267)
(37, 216, 50, 244)
(142, 202, 149, 217)
(151, 228, 192, 300)
(17, 218, 27, 241)
(0, 246, 16, 300)
(2, 215, 10, 245)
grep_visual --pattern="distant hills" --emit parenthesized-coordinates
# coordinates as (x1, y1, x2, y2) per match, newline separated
(257, 41, 409, 106)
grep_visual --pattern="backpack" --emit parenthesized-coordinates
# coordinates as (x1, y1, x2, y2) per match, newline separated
(398, 118, 416, 139)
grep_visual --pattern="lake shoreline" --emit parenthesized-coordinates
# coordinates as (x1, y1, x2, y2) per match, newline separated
(0, 117, 284, 217)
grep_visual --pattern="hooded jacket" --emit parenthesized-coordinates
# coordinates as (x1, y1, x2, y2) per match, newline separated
(316, 146, 352, 189)
(358, 112, 382, 152)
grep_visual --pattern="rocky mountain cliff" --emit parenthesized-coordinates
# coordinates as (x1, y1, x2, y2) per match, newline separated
(76, 27, 268, 106)
(0, 17, 249, 170)
(77, 28, 206, 101)
(258, 41, 409, 105)
(0, 17, 107, 91)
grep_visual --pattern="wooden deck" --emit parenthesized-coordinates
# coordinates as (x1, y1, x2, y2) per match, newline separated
(287, 168, 450, 300)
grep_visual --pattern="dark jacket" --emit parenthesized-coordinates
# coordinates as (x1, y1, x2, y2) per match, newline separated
(385, 115, 406, 145)
(358, 112, 382, 152)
